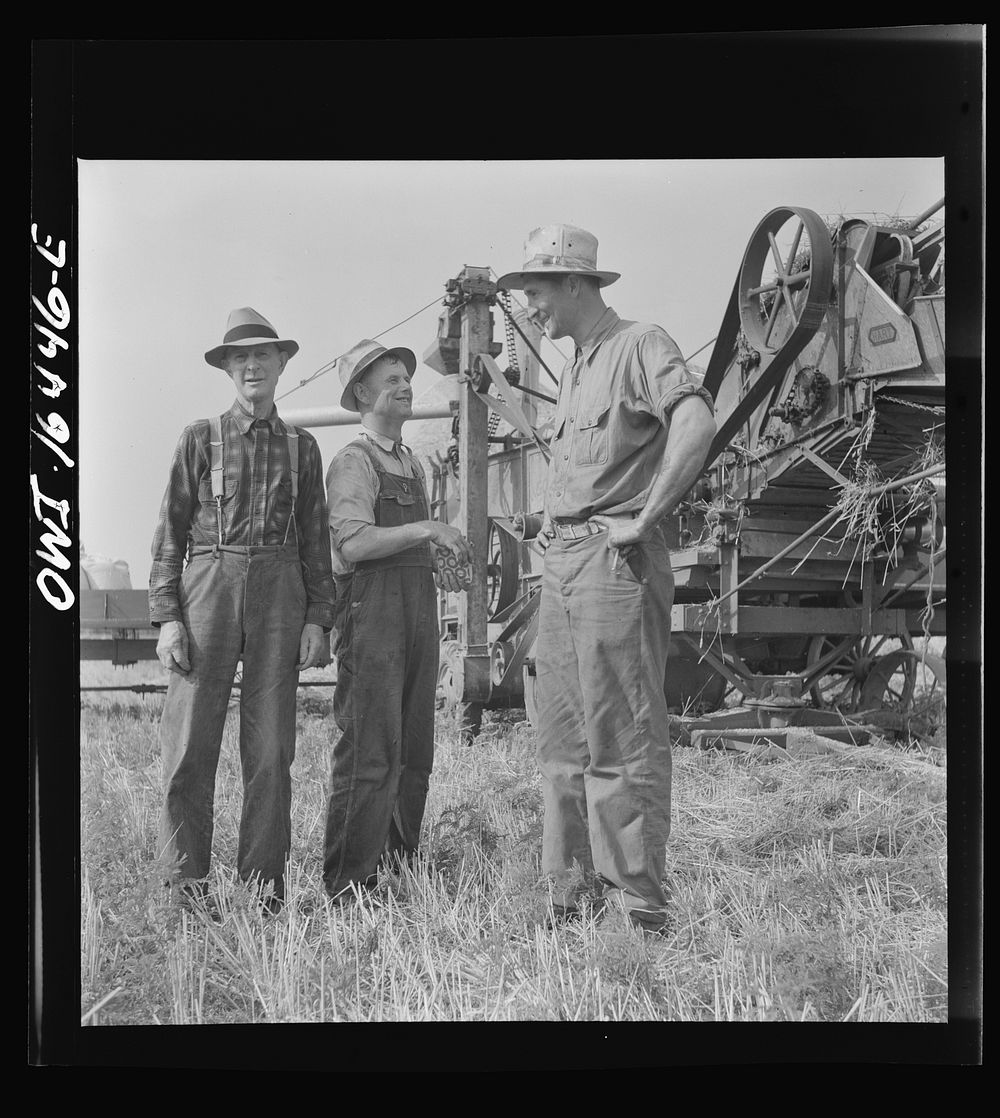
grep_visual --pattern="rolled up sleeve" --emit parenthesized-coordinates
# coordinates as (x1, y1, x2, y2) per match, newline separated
(325, 447, 379, 574)
(634, 329, 715, 424)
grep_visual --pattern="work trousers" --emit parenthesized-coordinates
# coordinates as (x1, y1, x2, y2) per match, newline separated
(323, 565, 438, 897)
(535, 526, 675, 929)
(157, 543, 306, 897)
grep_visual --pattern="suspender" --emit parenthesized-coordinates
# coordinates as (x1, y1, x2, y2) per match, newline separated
(209, 415, 226, 545)
(284, 426, 299, 547)
(349, 433, 419, 481)
(206, 415, 300, 547)
(286, 427, 299, 500)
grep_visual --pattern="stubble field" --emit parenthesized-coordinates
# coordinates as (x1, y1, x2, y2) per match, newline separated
(80, 655, 947, 1027)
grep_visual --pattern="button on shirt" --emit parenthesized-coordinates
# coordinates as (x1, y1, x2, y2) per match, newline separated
(149, 399, 336, 629)
(545, 308, 715, 521)
(326, 425, 426, 577)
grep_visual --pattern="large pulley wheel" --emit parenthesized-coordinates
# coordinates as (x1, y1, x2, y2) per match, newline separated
(806, 633, 916, 714)
(739, 207, 834, 354)
(486, 519, 521, 620)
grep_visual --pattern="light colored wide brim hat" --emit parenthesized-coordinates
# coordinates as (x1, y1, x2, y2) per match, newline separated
(205, 307, 300, 369)
(496, 224, 620, 291)
(338, 339, 418, 412)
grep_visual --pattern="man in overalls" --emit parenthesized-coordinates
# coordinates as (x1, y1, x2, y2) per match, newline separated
(150, 307, 335, 914)
(323, 339, 472, 902)
(497, 226, 717, 935)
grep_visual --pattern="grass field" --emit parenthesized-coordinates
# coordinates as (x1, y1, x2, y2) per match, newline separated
(80, 654, 948, 1026)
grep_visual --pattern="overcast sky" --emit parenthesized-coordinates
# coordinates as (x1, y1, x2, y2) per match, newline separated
(78, 157, 944, 584)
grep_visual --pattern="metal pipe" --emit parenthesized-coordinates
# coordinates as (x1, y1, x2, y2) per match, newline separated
(280, 404, 454, 428)
(904, 197, 945, 232)
(81, 681, 337, 693)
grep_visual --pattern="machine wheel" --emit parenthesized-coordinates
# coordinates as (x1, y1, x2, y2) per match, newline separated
(807, 633, 916, 714)
(486, 519, 521, 619)
(437, 638, 483, 740)
(739, 207, 834, 353)
(437, 639, 462, 707)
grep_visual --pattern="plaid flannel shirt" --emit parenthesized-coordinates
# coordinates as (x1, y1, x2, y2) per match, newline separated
(149, 399, 335, 630)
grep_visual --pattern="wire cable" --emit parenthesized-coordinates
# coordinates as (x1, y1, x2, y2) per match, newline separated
(275, 293, 445, 402)
(683, 336, 718, 364)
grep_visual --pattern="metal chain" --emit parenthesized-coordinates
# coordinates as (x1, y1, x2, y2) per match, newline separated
(486, 290, 524, 439)
(877, 394, 945, 415)
(498, 289, 521, 378)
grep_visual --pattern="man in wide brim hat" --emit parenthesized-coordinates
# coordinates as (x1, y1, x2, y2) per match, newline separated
(495, 223, 620, 291)
(502, 221, 717, 939)
(336, 339, 418, 412)
(150, 306, 334, 916)
(204, 306, 300, 370)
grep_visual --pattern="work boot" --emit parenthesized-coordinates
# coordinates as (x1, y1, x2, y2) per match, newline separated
(545, 903, 583, 930)
(173, 880, 222, 923)
(327, 873, 383, 907)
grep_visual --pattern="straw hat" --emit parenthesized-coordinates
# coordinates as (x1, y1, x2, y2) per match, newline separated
(337, 339, 417, 412)
(495, 224, 620, 290)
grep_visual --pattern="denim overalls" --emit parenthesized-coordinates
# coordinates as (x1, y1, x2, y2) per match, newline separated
(323, 438, 439, 898)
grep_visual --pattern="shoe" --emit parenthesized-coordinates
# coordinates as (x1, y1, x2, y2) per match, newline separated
(258, 893, 285, 916)
(378, 849, 409, 876)
(326, 875, 383, 907)
(627, 914, 676, 939)
(545, 903, 583, 930)
(174, 882, 222, 923)
(243, 874, 286, 916)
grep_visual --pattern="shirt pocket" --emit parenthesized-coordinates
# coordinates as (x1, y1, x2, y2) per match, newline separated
(197, 473, 234, 508)
(574, 403, 612, 467)
(269, 478, 295, 528)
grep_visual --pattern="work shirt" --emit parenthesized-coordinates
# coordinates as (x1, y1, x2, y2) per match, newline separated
(544, 307, 715, 522)
(326, 424, 426, 577)
(149, 398, 336, 630)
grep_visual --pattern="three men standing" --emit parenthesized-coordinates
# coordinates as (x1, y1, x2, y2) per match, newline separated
(151, 222, 714, 934)
(497, 225, 717, 934)
(322, 340, 472, 902)
(150, 308, 335, 912)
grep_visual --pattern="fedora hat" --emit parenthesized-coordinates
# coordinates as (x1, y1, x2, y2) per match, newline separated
(496, 224, 620, 291)
(205, 307, 300, 369)
(337, 339, 418, 412)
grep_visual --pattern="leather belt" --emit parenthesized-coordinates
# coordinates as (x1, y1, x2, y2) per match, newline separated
(552, 512, 639, 541)
(553, 520, 604, 541)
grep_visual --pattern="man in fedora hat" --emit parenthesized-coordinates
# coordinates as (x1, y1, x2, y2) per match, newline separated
(322, 339, 472, 902)
(497, 225, 717, 935)
(149, 307, 335, 914)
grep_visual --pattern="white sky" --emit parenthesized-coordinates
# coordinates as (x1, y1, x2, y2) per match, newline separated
(78, 158, 944, 585)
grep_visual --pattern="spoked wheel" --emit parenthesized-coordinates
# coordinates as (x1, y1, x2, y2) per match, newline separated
(739, 207, 834, 354)
(437, 639, 461, 708)
(806, 632, 916, 714)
